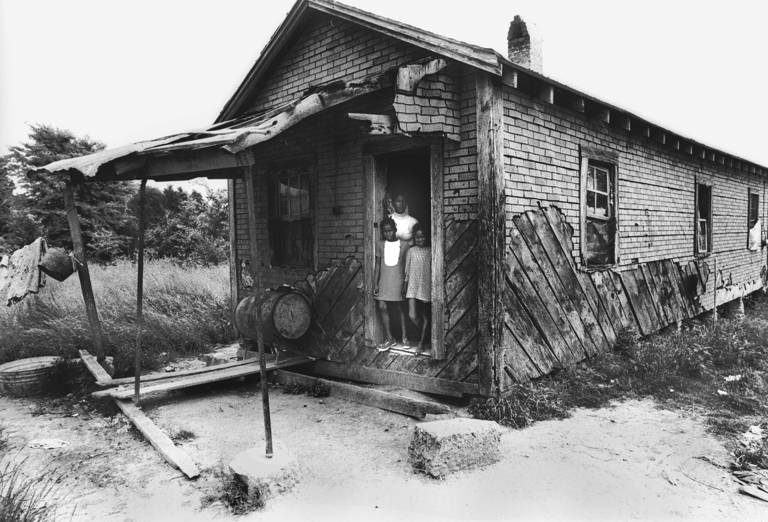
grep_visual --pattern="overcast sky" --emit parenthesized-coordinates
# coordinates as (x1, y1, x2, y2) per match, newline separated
(2, 0, 767, 190)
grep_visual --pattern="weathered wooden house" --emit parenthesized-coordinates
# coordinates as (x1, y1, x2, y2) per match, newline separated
(42, 0, 767, 399)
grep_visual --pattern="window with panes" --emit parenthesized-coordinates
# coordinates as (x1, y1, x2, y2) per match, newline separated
(268, 168, 313, 268)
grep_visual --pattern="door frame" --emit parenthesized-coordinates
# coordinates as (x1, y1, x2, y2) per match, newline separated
(362, 138, 445, 359)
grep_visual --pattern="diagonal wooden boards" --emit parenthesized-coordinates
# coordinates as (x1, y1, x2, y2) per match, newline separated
(79, 350, 199, 479)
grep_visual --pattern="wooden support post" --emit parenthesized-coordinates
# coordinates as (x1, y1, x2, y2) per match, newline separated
(476, 72, 506, 396)
(64, 179, 106, 362)
(712, 257, 718, 323)
(134, 180, 147, 405)
(243, 166, 273, 458)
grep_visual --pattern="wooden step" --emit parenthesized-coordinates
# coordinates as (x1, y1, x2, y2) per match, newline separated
(93, 355, 312, 401)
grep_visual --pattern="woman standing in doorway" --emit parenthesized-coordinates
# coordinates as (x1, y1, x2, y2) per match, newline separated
(390, 194, 418, 242)
(374, 217, 409, 350)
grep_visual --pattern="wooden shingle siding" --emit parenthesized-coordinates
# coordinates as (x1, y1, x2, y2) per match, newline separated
(502, 87, 767, 311)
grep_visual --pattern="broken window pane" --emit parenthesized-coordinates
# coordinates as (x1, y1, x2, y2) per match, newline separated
(595, 194, 609, 216)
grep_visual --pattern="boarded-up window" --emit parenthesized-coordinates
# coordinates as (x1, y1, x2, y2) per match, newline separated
(695, 183, 712, 255)
(581, 155, 617, 266)
(268, 168, 313, 267)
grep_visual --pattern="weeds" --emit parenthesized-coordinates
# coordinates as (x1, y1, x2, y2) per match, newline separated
(202, 467, 263, 515)
(171, 429, 196, 443)
(0, 260, 234, 378)
(281, 381, 330, 398)
(0, 427, 58, 522)
(474, 292, 768, 441)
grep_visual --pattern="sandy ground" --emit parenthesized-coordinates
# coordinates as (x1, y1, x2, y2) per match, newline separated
(1, 382, 766, 521)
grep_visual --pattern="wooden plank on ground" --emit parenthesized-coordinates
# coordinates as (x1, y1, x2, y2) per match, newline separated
(94, 355, 312, 400)
(505, 252, 582, 363)
(79, 350, 113, 386)
(309, 360, 478, 397)
(113, 400, 200, 479)
(274, 370, 451, 419)
(510, 224, 599, 357)
(104, 355, 277, 387)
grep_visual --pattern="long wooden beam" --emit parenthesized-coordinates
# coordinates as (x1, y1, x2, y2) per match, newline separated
(114, 400, 200, 479)
(93, 355, 311, 400)
(64, 179, 106, 361)
(78, 349, 199, 479)
(274, 370, 452, 419)
(308, 360, 478, 397)
(475, 71, 506, 397)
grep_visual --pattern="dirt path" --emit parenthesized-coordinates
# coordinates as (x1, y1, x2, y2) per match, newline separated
(1, 386, 765, 521)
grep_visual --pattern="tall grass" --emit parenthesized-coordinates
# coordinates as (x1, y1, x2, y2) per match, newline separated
(0, 260, 234, 377)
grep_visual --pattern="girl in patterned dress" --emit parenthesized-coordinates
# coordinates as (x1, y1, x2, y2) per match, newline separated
(403, 223, 431, 352)
(374, 217, 409, 350)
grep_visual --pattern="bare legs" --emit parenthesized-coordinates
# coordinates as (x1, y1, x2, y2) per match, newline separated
(378, 300, 394, 344)
(378, 300, 414, 347)
(408, 298, 430, 351)
(400, 302, 410, 345)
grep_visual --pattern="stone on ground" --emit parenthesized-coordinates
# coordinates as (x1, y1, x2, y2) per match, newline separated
(228, 444, 299, 504)
(408, 418, 503, 478)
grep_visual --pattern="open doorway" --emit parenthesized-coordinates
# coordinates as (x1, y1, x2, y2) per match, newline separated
(371, 147, 432, 353)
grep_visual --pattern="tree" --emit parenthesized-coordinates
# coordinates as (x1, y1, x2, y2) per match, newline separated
(144, 188, 229, 265)
(2, 124, 136, 260)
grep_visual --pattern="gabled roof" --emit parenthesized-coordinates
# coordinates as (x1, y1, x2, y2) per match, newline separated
(217, 0, 503, 122)
(218, 0, 768, 176)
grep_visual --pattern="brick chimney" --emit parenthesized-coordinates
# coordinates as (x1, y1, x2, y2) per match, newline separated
(507, 15, 543, 73)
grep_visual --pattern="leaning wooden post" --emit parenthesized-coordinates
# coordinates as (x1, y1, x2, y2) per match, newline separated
(134, 179, 147, 405)
(243, 165, 273, 458)
(63, 178, 107, 362)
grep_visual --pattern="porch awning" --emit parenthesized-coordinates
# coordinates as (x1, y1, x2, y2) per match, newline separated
(37, 75, 387, 182)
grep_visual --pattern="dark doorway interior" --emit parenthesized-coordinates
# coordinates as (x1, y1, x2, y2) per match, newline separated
(377, 148, 431, 347)
(381, 149, 431, 234)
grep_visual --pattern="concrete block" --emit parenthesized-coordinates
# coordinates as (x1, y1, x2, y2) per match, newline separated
(229, 444, 299, 504)
(408, 418, 503, 479)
